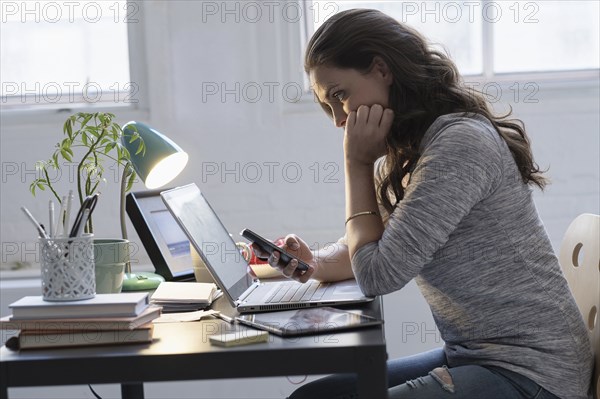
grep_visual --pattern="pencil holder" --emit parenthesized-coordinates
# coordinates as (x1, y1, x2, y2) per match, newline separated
(40, 234, 96, 301)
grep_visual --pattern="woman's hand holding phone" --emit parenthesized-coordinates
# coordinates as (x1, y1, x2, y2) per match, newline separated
(251, 234, 317, 283)
(274, 235, 318, 283)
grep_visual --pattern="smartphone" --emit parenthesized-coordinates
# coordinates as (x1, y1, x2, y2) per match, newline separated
(240, 228, 310, 272)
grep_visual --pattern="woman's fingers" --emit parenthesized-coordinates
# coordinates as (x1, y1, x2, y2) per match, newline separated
(380, 108, 394, 130)
(356, 104, 370, 125)
(367, 104, 383, 125)
(296, 265, 316, 283)
(269, 251, 281, 268)
(281, 259, 298, 278)
(268, 251, 315, 283)
(346, 110, 357, 129)
(252, 244, 270, 260)
(284, 235, 301, 253)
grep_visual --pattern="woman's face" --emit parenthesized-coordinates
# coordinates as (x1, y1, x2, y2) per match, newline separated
(310, 60, 392, 128)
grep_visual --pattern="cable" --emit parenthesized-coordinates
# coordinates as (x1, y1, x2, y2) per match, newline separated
(88, 384, 102, 399)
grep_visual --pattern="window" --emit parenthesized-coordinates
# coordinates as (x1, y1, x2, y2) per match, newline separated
(0, 0, 141, 111)
(492, 1, 599, 73)
(302, 1, 599, 77)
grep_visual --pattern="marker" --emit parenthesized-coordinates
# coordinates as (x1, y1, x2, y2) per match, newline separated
(21, 206, 48, 239)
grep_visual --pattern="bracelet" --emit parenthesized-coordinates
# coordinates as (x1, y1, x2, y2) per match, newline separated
(345, 211, 379, 225)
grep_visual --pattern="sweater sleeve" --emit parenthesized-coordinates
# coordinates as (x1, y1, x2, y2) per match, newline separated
(351, 118, 503, 296)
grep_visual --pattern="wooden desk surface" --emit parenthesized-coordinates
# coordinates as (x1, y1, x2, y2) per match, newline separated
(0, 298, 387, 398)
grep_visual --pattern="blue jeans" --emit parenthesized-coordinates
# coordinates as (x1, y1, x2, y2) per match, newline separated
(288, 348, 561, 399)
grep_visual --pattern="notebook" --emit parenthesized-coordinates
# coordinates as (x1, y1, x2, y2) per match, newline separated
(160, 184, 373, 313)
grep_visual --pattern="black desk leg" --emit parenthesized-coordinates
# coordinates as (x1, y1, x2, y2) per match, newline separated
(1, 386, 7, 399)
(121, 383, 144, 399)
(356, 350, 388, 399)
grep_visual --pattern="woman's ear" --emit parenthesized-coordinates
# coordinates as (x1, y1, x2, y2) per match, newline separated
(371, 56, 393, 85)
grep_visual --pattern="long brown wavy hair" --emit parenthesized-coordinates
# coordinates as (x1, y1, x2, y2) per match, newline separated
(304, 9, 547, 214)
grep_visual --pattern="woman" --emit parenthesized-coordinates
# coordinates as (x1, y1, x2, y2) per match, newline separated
(265, 9, 592, 399)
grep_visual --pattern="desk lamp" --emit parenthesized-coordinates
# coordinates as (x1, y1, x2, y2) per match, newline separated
(120, 121, 188, 291)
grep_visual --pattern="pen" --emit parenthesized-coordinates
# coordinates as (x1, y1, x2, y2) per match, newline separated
(55, 195, 67, 237)
(48, 200, 54, 238)
(63, 190, 73, 236)
(69, 193, 99, 238)
(213, 311, 235, 324)
(21, 206, 49, 239)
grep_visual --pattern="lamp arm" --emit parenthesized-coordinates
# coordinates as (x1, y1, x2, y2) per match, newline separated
(120, 163, 133, 275)
(120, 163, 131, 241)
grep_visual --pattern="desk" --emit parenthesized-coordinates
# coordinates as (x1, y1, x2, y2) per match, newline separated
(0, 297, 387, 399)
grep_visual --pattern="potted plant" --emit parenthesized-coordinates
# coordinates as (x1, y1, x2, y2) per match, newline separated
(30, 112, 145, 293)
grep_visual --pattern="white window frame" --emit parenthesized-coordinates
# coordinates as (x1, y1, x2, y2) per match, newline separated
(286, 0, 599, 110)
(0, 0, 150, 127)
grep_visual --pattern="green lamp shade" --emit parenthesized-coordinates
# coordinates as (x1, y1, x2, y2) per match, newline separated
(120, 121, 187, 292)
(122, 121, 188, 189)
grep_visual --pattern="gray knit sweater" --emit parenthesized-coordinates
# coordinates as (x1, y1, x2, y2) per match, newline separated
(351, 113, 593, 399)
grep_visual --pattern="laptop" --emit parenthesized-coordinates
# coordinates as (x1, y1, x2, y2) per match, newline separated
(160, 183, 373, 313)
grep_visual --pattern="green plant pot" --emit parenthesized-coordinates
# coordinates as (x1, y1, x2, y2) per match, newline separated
(93, 239, 128, 294)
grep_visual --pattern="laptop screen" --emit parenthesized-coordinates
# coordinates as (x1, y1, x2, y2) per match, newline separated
(161, 184, 253, 303)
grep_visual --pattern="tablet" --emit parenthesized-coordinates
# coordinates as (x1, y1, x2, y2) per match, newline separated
(126, 189, 195, 281)
(236, 307, 383, 337)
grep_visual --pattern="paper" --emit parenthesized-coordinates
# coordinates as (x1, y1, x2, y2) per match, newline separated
(153, 309, 219, 323)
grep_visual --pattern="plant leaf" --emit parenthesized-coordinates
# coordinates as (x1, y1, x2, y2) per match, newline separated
(81, 113, 93, 129)
(85, 126, 100, 138)
(116, 143, 123, 160)
(120, 146, 131, 160)
(126, 170, 136, 191)
(60, 138, 70, 150)
(104, 142, 115, 154)
(67, 122, 74, 139)
(61, 149, 72, 162)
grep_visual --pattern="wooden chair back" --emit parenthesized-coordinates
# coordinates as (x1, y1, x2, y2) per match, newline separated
(559, 213, 600, 398)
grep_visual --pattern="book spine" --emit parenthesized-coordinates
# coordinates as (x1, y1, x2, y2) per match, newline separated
(1, 321, 132, 331)
(7, 328, 153, 350)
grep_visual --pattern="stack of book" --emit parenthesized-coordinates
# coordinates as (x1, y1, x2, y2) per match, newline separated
(1, 292, 161, 350)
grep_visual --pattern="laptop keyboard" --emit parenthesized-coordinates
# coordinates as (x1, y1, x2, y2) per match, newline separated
(265, 281, 328, 303)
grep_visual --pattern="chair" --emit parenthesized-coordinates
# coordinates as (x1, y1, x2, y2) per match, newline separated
(559, 213, 600, 398)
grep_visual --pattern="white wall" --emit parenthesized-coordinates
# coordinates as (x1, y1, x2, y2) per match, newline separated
(1, 1, 598, 398)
